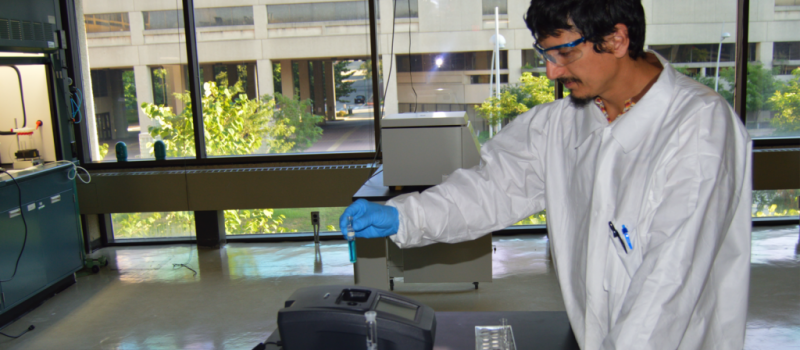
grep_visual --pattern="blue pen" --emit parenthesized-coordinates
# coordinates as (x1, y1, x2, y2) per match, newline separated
(622, 225, 633, 250)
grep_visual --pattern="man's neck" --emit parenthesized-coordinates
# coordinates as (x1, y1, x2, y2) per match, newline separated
(598, 53, 663, 122)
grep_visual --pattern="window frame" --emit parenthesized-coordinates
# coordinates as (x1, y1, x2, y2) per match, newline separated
(65, 0, 798, 229)
(72, 0, 382, 170)
(71, 0, 800, 170)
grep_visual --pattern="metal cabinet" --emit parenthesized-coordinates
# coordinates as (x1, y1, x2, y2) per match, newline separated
(352, 169, 492, 291)
(0, 164, 82, 313)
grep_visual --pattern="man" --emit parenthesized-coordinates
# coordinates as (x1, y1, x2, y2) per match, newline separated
(341, 0, 752, 349)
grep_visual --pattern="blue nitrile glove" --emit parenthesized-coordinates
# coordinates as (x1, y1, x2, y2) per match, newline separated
(340, 199, 400, 239)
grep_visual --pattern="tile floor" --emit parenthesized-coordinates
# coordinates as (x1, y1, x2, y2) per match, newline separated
(0, 226, 798, 350)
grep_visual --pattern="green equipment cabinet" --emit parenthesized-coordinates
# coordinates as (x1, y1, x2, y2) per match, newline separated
(0, 163, 83, 315)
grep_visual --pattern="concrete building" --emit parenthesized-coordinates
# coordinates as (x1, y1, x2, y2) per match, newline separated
(77, 0, 800, 160)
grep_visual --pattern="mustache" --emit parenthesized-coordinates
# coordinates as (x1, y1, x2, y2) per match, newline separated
(557, 77, 582, 85)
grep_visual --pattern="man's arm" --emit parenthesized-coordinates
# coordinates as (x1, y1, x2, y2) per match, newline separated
(604, 102, 752, 349)
(388, 108, 549, 248)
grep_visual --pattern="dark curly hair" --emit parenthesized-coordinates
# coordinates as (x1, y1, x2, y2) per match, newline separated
(524, 0, 647, 60)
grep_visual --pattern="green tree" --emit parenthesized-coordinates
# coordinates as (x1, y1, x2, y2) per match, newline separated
(224, 209, 294, 235)
(268, 93, 325, 153)
(138, 80, 324, 236)
(142, 81, 273, 157)
(359, 59, 382, 81)
(475, 72, 555, 140)
(769, 68, 800, 134)
(111, 212, 196, 238)
(675, 63, 777, 112)
(122, 70, 138, 124)
(335, 61, 357, 102)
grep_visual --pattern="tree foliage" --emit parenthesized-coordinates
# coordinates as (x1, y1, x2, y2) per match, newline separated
(112, 210, 296, 239)
(675, 63, 778, 112)
(122, 70, 138, 123)
(142, 81, 274, 157)
(134, 78, 325, 237)
(268, 93, 324, 153)
(769, 68, 800, 134)
(334, 61, 356, 102)
(475, 73, 555, 139)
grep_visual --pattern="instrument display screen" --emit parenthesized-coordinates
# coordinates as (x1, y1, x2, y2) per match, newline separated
(375, 296, 418, 321)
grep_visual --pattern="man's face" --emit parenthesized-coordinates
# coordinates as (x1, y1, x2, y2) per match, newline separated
(538, 30, 617, 105)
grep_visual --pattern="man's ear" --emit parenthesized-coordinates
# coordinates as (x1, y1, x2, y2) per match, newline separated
(609, 23, 630, 59)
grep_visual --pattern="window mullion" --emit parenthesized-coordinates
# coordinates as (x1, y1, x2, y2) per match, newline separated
(734, 0, 749, 124)
(181, 0, 206, 159)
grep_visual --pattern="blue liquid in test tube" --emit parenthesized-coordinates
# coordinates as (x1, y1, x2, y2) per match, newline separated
(347, 216, 357, 263)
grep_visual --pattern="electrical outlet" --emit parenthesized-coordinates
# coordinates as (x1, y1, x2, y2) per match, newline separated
(310, 211, 320, 226)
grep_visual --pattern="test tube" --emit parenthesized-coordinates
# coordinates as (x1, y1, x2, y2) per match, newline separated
(347, 216, 357, 263)
(365, 311, 378, 350)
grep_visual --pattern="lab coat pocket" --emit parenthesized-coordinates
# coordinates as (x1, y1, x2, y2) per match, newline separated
(609, 223, 643, 278)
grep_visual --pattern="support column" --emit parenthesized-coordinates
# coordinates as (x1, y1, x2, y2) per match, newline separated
(129, 12, 144, 46)
(253, 5, 269, 40)
(195, 210, 226, 248)
(298, 60, 311, 103)
(133, 65, 154, 159)
(312, 60, 325, 115)
(165, 64, 186, 113)
(281, 59, 294, 98)
(257, 59, 274, 98)
(323, 60, 336, 120)
(381, 54, 398, 116)
(378, 0, 394, 36)
(76, 0, 101, 161)
(508, 49, 522, 84)
(759, 42, 774, 70)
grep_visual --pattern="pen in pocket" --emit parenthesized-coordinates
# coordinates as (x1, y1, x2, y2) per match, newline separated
(622, 225, 633, 250)
(608, 221, 628, 254)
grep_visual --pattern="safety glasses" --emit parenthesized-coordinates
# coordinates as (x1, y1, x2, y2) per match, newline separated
(533, 37, 586, 67)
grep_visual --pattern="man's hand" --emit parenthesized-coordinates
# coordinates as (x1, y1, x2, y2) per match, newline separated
(339, 199, 399, 239)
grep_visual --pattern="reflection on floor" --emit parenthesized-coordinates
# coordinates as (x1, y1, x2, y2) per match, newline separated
(1, 226, 798, 349)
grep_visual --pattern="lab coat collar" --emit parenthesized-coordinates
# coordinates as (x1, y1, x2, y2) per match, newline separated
(573, 51, 675, 152)
(609, 52, 674, 153)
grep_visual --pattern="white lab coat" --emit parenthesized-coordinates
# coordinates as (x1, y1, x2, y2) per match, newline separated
(386, 53, 752, 350)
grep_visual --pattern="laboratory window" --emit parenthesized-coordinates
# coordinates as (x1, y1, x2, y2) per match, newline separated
(752, 190, 799, 218)
(111, 212, 196, 240)
(267, 2, 369, 24)
(482, 0, 508, 15)
(774, 41, 800, 61)
(84, 13, 130, 33)
(225, 207, 346, 236)
(143, 10, 184, 30)
(194, 7, 254, 27)
(397, 51, 508, 73)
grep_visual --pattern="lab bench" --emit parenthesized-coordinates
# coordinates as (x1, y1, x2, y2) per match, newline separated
(351, 168, 492, 291)
(0, 163, 83, 324)
(264, 311, 580, 349)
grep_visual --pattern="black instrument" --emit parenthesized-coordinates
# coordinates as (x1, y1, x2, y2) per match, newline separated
(277, 285, 436, 350)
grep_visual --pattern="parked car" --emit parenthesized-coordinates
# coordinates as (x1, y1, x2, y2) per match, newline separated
(354, 95, 366, 104)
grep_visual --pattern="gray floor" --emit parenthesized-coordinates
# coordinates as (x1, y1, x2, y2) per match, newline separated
(1, 226, 798, 350)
